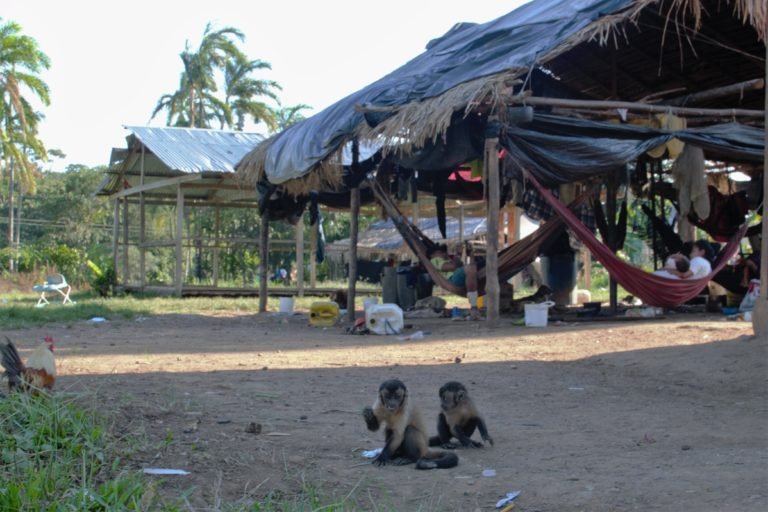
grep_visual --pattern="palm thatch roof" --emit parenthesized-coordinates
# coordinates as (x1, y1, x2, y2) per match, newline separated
(237, 0, 765, 197)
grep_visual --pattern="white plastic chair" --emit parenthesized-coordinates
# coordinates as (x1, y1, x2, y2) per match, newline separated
(33, 274, 73, 306)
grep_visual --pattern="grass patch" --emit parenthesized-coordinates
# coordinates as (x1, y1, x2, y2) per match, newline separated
(0, 392, 153, 510)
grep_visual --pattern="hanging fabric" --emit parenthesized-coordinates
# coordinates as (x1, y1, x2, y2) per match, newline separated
(526, 172, 748, 308)
(370, 178, 584, 296)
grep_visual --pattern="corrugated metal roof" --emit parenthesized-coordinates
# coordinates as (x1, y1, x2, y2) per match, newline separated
(329, 216, 487, 253)
(124, 126, 264, 173)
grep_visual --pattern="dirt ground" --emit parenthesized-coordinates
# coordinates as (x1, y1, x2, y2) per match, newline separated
(5, 308, 766, 511)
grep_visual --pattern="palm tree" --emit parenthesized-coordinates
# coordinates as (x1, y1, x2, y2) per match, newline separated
(152, 23, 247, 128)
(0, 19, 50, 264)
(223, 57, 281, 131)
(274, 103, 312, 131)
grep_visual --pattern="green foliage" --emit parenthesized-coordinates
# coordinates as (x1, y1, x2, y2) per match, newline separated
(86, 260, 116, 298)
(0, 18, 51, 192)
(0, 393, 151, 510)
(152, 23, 280, 131)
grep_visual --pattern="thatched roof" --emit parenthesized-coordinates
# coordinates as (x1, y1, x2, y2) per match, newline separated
(237, 0, 766, 196)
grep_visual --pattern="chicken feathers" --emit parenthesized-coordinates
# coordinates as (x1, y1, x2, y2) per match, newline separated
(1, 336, 56, 393)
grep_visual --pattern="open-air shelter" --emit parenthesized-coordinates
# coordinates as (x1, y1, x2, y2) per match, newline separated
(237, 0, 766, 328)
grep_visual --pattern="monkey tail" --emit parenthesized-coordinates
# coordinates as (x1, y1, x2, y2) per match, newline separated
(415, 450, 458, 470)
(1, 338, 24, 388)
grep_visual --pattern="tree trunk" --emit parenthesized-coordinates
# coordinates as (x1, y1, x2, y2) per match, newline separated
(7, 161, 15, 272)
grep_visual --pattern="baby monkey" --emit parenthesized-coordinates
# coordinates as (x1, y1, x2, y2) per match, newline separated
(363, 379, 458, 469)
(429, 381, 494, 448)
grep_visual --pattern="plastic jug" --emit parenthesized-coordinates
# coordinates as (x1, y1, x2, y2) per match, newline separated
(309, 301, 340, 327)
(365, 304, 404, 335)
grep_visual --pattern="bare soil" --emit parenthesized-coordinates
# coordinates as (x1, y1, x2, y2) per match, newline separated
(5, 310, 766, 511)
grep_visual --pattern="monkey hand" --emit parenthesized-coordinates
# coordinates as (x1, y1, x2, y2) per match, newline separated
(362, 407, 379, 431)
(483, 434, 494, 446)
(373, 451, 391, 467)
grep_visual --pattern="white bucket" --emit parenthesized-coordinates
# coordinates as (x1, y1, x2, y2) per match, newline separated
(524, 301, 555, 327)
(279, 297, 294, 314)
(366, 303, 404, 335)
(363, 297, 379, 312)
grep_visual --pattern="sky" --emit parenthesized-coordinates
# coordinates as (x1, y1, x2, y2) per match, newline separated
(4, 0, 528, 171)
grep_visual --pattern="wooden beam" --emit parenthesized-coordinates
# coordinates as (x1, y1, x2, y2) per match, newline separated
(509, 95, 765, 118)
(484, 119, 500, 326)
(174, 185, 184, 297)
(259, 210, 269, 313)
(663, 78, 765, 107)
(111, 174, 203, 199)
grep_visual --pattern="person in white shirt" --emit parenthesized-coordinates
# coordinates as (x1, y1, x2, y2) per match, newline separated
(681, 240, 715, 279)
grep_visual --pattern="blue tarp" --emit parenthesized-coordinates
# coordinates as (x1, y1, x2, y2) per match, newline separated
(262, 0, 634, 183)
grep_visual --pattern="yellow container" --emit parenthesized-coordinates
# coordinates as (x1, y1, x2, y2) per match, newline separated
(309, 301, 340, 327)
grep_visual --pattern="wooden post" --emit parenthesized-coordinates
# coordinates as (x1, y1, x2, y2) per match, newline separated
(310, 215, 318, 288)
(122, 196, 129, 285)
(296, 214, 305, 298)
(213, 207, 220, 287)
(458, 203, 465, 261)
(348, 187, 360, 322)
(139, 146, 146, 289)
(174, 185, 184, 297)
(112, 198, 119, 284)
(347, 140, 361, 322)
(752, 44, 768, 336)
(510, 204, 524, 290)
(259, 210, 269, 313)
(606, 176, 618, 313)
(582, 249, 592, 290)
(484, 118, 500, 326)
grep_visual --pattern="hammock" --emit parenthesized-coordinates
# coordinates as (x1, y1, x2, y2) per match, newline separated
(526, 172, 748, 308)
(370, 178, 578, 296)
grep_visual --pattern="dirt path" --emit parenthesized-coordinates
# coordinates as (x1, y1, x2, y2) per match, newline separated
(6, 312, 765, 511)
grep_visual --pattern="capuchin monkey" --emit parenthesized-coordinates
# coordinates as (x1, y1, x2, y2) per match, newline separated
(429, 381, 494, 449)
(363, 379, 459, 470)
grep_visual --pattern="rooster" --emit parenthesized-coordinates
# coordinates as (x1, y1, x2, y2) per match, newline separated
(1, 335, 56, 393)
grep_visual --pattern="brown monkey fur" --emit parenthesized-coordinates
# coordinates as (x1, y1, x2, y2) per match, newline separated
(429, 381, 494, 448)
(363, 379, 458, 469)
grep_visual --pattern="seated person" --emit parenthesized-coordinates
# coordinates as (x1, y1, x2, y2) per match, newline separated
(713, 234, 761, 294)
(739, 234, 761, 287)
(653, 254, 691, 279)
(428, 243, 479, 319)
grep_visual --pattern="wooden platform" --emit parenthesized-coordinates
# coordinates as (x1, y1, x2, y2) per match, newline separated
(122, 285, 381, 298)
